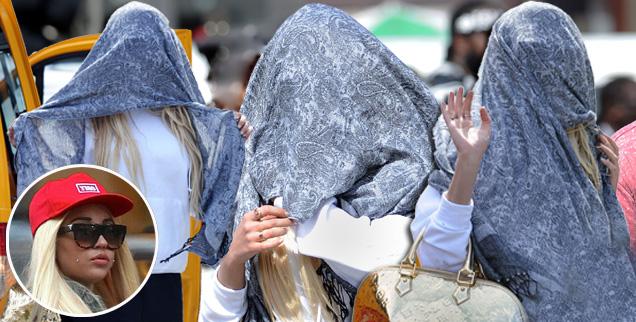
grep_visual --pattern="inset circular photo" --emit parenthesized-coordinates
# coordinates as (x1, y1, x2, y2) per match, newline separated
(6, 164, 157, 317)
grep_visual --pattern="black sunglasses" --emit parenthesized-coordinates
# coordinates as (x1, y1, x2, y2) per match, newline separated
(58, 223, 127, 250)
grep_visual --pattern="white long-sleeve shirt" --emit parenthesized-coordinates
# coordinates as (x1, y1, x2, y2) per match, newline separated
(85, 110, 191, 274)
(198, 186, 473, 322)
(411, 186, 472, 272)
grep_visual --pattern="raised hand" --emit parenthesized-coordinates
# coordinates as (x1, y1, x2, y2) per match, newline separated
(442, 88, 492, 205)
(441, 87, 491, 161)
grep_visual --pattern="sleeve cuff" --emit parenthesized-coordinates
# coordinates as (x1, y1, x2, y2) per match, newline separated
(213, 269, 247, 298)
(435, 191, 474, 231)
(441, 191, 474, 207)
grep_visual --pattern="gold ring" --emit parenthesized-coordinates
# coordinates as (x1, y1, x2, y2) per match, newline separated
(258, 232, 264, 241)
(254, 207, 262, 221)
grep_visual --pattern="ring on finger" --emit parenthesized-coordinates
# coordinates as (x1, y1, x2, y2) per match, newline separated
(258, 232, 265, 242)
(254, 207, 262, 221)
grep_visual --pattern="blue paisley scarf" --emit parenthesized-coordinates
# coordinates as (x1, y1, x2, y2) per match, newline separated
(236, 4, 437, 223)
(13, 2, 244, 265)
(429, 2, 636, 320)
(235, 4, 438, 321)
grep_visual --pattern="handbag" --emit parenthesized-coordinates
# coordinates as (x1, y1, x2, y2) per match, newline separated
(352, 228, 528, 321)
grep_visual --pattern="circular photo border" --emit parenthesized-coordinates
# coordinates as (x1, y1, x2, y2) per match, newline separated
(6, 164, 158, 318)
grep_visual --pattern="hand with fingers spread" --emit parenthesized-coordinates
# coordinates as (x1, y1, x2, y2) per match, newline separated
(234, 111, 253, 139)
(442, 87, 493, 205)
(597, 133, 620, 191)
(442, 87, 492, 161)
(217, 205, 294, 290)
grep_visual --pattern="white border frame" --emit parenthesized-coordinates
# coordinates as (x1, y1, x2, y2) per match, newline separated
(6, 164, 159, 318)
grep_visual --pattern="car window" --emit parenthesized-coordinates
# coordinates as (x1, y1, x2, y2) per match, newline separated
(41, 57, 84, 103)
(0, 33, 26, 157)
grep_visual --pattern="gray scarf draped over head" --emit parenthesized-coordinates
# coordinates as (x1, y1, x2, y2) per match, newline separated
(13, 2, 244, 265)
(235, 4, 438, 321)
(429, 2, 636, 320)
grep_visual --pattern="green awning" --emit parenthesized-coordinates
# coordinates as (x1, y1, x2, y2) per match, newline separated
(371, 10, 443, 37)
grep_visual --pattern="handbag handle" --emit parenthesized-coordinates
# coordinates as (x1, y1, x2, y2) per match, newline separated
(395, 225, 476, 299)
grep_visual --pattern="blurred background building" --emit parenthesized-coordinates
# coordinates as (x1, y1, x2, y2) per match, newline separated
(14, 0, 636, 132)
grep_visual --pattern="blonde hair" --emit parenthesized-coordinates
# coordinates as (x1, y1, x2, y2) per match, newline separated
(567, 124, 601, 190)
(257, 234, 338, 321)
(92, 107, 203, 214)
(26, 214, 140, 314)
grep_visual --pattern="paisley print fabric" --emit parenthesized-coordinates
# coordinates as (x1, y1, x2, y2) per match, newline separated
(236, 3, 437, 223)
(429, 2, 636, 320)
(235, 3, 439, 321)
(65, 278, 107, 313)
(12, 1, 244, 265)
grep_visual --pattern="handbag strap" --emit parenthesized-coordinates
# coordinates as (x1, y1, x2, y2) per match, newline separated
(401, 226, 476, 286)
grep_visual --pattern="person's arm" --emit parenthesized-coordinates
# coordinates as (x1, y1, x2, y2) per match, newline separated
(613, 134, 636, 252)
(294, 193, 468, 285)
(200, 205, 292, 320)
(617, 180, 636, 253)
(217, 205, 292, 289)
(410, 186, 472, 272)
(443, 88, 491, 205)
(411, 88, 491, 271)
(198, 264, 248, 322)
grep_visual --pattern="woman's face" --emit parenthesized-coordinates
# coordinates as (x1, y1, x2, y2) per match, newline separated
(56, 203, 116, 287)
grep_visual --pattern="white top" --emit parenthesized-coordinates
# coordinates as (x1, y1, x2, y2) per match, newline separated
(295, 197, 412, 287)
(198, 186, 473, 322)
(85, 109, 191, 274)
(410, 186, 472, 272)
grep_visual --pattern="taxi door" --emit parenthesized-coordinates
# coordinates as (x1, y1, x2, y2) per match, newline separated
(0, 0, 202, 320)
(0, 0, 41, 315)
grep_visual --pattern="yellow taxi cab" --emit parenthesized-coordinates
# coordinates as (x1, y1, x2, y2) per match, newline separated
(0, 0, 201, 320)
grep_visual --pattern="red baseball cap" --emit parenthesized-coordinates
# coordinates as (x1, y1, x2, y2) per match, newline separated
(29, 172, 134, 235)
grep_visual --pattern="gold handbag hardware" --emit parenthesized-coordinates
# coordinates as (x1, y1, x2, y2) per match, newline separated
(352, 227, 529, 322)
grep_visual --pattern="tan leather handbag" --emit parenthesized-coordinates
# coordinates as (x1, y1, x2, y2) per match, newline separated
(352, 229, 528, 322)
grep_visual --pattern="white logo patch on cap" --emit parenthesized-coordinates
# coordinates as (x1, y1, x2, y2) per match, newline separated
(76, 183, 100, 194)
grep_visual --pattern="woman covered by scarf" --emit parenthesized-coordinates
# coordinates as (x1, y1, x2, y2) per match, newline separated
(426, 2, 636, 320)
(12, 2, 244, 321)
(199, 4, 443, 321)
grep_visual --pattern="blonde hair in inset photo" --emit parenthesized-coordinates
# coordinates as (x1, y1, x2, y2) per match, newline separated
(257, 233, 338, 322)
(567, 124, 601, 190)
(92, 106, 203, 214)
(26, 214, 140, 314)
